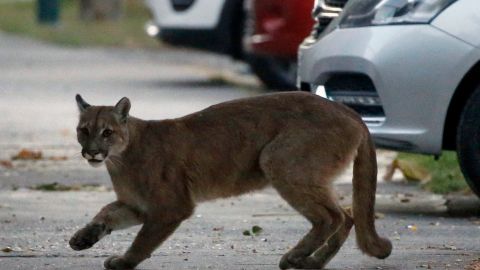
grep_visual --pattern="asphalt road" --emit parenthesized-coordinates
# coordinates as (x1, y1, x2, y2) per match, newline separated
(0, 32, 261, 190)
(0, 32, 480, 270)
(1, 190, 480, 270)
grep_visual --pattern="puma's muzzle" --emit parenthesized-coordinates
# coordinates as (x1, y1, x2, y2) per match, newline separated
(82, 150, 107, 167)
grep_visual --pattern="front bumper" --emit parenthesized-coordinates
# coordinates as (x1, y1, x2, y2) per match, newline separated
(298, 25, 476, 154)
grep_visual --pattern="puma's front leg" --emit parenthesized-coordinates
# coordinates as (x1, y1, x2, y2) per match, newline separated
(104, 217, 186, 270)
(70, 201, 143, 251)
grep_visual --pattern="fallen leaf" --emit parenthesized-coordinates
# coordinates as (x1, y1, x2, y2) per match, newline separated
(252, 225, 263, 235)
(407, 225, 418, 232)
(0, 160, 13, 169)
(1, 247, 12, 252)
(383, 158, 431, 183)
(243, 230, 251, 236)
(12, 149, 42, 160)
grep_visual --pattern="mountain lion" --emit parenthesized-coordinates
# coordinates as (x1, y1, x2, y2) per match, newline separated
(70, 92, 391, 269)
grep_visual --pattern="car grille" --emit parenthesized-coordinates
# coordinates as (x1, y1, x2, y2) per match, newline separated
(324, 0, 348, 8)
(324, 74, 385, 118)
(310, 0, 349, 40)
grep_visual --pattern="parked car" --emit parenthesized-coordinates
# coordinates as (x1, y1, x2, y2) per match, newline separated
(143, 0, 315, 90)
(298, 0, 480, 196)
(144, 0, 245, 59)
(243, 0, 314, 89)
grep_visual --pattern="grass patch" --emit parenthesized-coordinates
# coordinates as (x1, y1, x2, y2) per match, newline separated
(0, 0, 159, 48)
(397, 151, 469, 194)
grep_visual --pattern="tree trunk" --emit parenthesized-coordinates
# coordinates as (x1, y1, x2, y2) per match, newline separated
(80, 0, 123, 21)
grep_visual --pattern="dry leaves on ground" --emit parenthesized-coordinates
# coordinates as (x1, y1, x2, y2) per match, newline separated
(383, 158, 431, 183)
(1, 247, 12, 252)
(11, 149, 42, 160)
(0, 160, 13, 169)
(10, 149, 68, 162)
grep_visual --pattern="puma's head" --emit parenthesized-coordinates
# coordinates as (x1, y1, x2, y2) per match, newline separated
(75, 94, 131, 167)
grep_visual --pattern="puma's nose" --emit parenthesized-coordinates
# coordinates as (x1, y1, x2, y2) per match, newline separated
(82, 149, 100, 159)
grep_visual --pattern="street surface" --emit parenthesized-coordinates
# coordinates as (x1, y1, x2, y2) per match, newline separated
(0, 32, 479, 270)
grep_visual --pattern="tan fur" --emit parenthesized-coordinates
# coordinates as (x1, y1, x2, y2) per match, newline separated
(69, 92, 392, 269)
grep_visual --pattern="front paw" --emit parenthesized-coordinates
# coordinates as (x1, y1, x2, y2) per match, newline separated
(69, 223, 108, 251)
(104, 255, 137, 270)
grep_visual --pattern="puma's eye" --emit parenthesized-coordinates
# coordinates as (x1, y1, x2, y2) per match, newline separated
(78, 127, 89, 136)
(102, 129, 113, 138)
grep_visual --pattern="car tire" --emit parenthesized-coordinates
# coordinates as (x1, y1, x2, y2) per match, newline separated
(246, 54, 297, 90)
(456, 84, 480, 197)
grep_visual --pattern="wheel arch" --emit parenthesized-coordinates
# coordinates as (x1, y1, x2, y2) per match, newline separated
(443, 60, 480, 150)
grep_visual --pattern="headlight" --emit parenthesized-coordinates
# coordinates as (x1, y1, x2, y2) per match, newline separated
(339, 0, 456, 28)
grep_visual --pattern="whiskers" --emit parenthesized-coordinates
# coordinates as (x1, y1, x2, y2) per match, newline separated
(106, 155, 127, 171)
(70, 152, 84, 160)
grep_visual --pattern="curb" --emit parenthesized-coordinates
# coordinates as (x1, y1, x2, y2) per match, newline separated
(374, 194, 480, 217)
(446, 195, 480, 217)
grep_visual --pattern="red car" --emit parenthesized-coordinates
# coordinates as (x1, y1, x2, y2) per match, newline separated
(244, 0, 315, 89)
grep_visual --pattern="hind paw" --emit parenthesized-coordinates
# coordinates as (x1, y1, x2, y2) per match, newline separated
(104, 255, 137, 270)
(280, 253, 328, 269)
(279, 253, 308, 269)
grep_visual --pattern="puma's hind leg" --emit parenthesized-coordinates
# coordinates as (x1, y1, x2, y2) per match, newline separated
(301, 208, 354, 269)
(260, 132, 354, 269)
(274, 184, 346, 270)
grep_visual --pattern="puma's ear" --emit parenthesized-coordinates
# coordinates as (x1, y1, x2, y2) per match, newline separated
(76, 94, 91, 113)
(114, 97, 131, 123)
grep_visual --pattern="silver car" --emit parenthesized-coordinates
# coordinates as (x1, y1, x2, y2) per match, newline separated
(297, 0, 480, 195)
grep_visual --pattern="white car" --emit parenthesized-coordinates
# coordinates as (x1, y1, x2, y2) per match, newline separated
(144, 0, 299, 89)
(298, 0, 480, 196)
(144, 0, 243, 58)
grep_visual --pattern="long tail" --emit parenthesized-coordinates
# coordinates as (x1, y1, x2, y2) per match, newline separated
(352, 133, 392, 259)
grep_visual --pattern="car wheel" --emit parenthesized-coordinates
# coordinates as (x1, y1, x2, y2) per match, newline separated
(456, 84, 480, 197)
(246, 54, 297, 90)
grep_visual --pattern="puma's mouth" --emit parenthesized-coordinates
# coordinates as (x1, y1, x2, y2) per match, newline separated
(87, 158, 104, 167)
(82, 151, 107, 167)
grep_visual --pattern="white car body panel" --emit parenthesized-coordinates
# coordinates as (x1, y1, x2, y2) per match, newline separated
(432, 0, 480, 48)
(144, 0, 226, 29)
